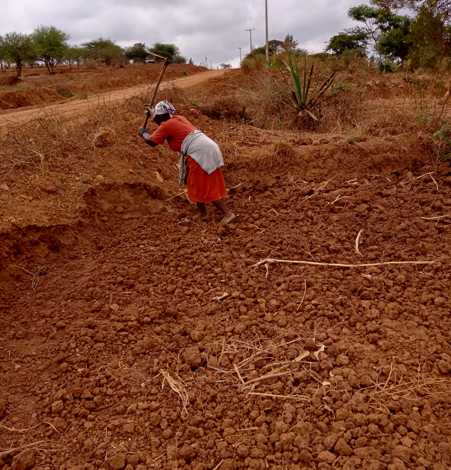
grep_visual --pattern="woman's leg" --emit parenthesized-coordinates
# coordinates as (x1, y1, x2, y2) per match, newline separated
(212, 199, 235, 223)
(196, 202, 208, 218)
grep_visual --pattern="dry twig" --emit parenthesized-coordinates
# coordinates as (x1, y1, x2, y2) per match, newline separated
(297, 280, 307, 312)
(0, 441, 45, 459)
(355, 230, 363, 256)
(161, 369, 189, 415)
(255, 258, 434, 269)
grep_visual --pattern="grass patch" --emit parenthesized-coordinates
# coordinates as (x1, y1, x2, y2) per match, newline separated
(56, 85, 75, 98)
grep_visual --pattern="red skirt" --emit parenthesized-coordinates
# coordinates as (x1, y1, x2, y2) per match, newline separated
(186, 156, 227, 203)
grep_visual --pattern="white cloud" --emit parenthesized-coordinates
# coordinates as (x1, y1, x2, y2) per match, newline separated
(1, 0, 371, 67)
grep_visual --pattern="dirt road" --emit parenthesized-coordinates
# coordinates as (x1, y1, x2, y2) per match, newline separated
(0, 69, 228, 124)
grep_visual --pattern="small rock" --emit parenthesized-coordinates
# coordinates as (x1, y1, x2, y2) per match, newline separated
(162, 428, 173, 439)
(221, 459, 237, 470)
(126, 454, 140, 467)
(51, 400, 64, 414)
(334, 437, 352, 455)
(392, 445, 412, 464)
(96, 174, 105, 182)
(108, 454, 126, 470)
(438, 360, 451, 374)
(324, 433, 339, 450)
(0, 184, 10, 192)
(13, 449, 36, 470)
(317, 450, 336, 464)
(52, 417, 67, 432)
(354, 447, 382, 461)
(184, 346, 201, 367)
(299, 449, 313, 463)
(179, 444, 196, 460)
(236, 445, 249, 458)
(127, 404, 137, 414)
(336, 354, 350, 366)
(123, 423, 135, 433)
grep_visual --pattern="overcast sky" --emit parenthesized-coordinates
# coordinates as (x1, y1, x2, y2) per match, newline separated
(1, 0, 372, 67)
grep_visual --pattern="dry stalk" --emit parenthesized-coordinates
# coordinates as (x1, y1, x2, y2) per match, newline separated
(0, 441, 45, 459)
(297, 280, 307, 311)
(234, 364, 245, 385)
(212, 460, 224, 470)
(161, 369, 189, 416)
(246, 392, 309, 401)
(421, 214, 451, 220)
(255, 258, 434, 269)
(355, 230, 363, 256)
(357, 364, 451, 411)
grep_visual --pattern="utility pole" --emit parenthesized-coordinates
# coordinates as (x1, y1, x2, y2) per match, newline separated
(246, 28, 255, 53)
(265, 0, 269, 62)
(238, 47, 242, 64)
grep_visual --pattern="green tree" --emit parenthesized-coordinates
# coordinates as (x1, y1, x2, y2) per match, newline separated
(0, 32, 36, 78)
(244, 45, 277, 60)
(148, 43, 185, 63)
(65, 46, 89, 68)
(33, 26, 70, 74)
(371, 0, 451, 24)
(82, 38, 124, 65)
(378, 16, 414, 66)
(348, 5, 391, 57)
(124, 43, 149, 63)
(408, 5, 451, 69)
(326, 31, 369, 55)
(372, 0, 451, 69)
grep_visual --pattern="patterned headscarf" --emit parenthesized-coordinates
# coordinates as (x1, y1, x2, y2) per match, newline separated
(154, 101, 176, 116)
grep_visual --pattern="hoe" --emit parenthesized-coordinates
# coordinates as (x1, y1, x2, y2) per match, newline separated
(143, 52, 171, 128)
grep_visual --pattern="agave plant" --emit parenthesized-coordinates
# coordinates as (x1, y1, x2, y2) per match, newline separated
(268, 56, 336, 121)
(433, 123, 451, 162)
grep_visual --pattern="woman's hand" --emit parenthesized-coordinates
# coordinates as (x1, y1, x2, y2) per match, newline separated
(145, 107, 156, 120)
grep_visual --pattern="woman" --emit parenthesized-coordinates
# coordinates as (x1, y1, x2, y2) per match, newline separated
(138, 101, 236, 224)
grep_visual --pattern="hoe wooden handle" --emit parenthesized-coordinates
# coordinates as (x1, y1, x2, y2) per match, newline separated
(143, 58, 171, 128)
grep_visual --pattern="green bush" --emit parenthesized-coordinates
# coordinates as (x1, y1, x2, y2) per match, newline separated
(379, 61, 398, 73)
(56, 84, 75, 98)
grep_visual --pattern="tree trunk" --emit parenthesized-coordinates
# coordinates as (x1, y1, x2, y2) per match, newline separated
(15, 63, 22, 79)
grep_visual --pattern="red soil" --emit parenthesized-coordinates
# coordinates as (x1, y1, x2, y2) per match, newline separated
(0, 84, 451, 470)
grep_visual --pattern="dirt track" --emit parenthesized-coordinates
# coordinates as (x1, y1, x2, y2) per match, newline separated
(0, 69, 228, 124)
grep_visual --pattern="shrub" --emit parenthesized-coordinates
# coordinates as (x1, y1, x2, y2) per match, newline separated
(379, 61, 398, 73)
(56, 84, 75, 98)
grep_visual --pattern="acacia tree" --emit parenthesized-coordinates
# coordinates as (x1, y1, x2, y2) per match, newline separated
(326, 31, 369, 55)
(82, 38, 124, 65)
(0, 32, 36, 78)
(33, 26, 70, 74)
(148, 43, 186, 63)
(348, 5, 391, 58)
(124, 43, 149, 63)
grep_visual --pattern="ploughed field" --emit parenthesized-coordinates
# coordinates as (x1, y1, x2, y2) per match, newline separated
(1, 76, 451, 470)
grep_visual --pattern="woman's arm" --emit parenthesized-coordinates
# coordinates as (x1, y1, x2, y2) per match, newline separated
(139, 126, 158, 147)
